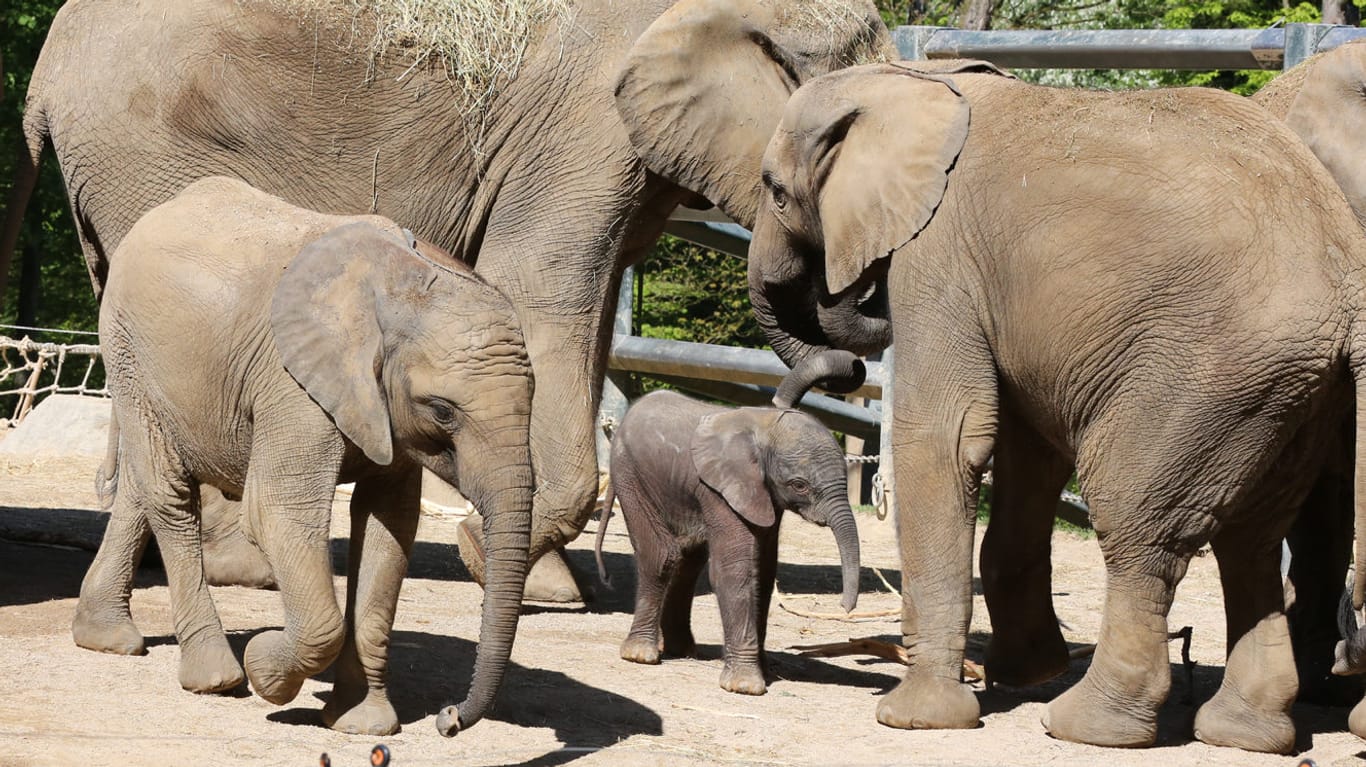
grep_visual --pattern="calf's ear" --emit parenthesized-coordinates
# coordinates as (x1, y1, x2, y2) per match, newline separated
(691, 411, 776, 527)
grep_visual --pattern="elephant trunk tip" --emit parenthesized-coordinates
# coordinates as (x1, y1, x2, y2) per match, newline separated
(435, 705, 463, 737)
(841, 591, 858, 613)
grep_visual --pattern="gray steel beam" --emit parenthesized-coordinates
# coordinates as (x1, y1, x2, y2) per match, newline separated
(608, 335, 885, 400)
(894, 25, 1366, 71)
(663, 220, 751, 258)
(642, 372, 881, 441)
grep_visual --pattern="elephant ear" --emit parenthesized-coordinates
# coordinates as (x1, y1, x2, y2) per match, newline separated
(271, 221, 401, 466)
(1279, 40, 1366, 226)
(790, 67, 970, 295)
(691, 410, 776, 528)
(615, 0, 800, 228)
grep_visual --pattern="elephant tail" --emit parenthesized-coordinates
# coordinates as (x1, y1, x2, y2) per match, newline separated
(594, 480, 615, 588)
(95, 408, 120, 511)
(1335, 356, 1366, 675)
(0, 96, 49, 313)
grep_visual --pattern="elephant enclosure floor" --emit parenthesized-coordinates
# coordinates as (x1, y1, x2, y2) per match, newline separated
(0, 452, 1363, 767)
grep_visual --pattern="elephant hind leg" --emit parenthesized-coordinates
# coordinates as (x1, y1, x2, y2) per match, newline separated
(1192, 517, 1298, 753)
(116, 429, 242, 694)
(619, 492, 675, 666)
(72, 496, 151, 657)
(660, 545, 707, 658)
(982, 407, 1074, 688)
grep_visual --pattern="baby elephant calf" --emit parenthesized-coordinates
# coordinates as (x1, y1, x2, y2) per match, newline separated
(595, 351, 864, 695)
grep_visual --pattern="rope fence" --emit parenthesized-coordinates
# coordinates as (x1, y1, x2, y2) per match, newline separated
(0, 329, 108, 429)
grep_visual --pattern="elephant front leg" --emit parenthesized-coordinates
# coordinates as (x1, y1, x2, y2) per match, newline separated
(981, 411, 1073, 688)
(876, 332, 996, 731)
(709, 523, 767, 696)
(1042, 535, 1182, 748)
(72, 498, 151, 657)
(323, 470, 421, 736)
(1192, 528, 1298, 753)
(241, 424, 347, 705)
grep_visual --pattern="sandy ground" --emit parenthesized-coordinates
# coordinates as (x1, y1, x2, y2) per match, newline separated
(1, 452, 1363, 767)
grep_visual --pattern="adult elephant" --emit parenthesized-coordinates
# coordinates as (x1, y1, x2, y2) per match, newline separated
(1249, 39, 1366, 708)
(747, 62, 1366, 751)
(0, 0, 889, 603)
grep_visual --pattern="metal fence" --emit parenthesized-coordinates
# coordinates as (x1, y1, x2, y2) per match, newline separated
(604, 21, 1366, 509)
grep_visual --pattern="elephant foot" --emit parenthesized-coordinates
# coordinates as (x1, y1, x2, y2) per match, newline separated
(1193, 687, 1295, 753)
(1350, 696, 1366, 740)
(203, 531, 276, 589)
(620, 635, 661, 665)
(179, 633, 245, 694)
(458, 516, 583, 603)
(323, 688, 400, 736)
(244, 630, 308, 705)
(876, 671, 980, 730)
(720, 661, 766, 695)
(72, 605, 146, 656)
(1043, 674, 1156, 748)
(985, 624, 1070, 687)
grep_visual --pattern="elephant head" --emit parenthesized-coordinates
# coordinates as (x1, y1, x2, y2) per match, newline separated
(693, 349, 866, 611)
(615, 0, 894, 229)
(271, 222, 534, 735)
(747, 63, 972, 368)
(1255, 40, 1366, 229)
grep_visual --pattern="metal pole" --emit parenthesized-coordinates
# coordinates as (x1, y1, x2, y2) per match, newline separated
(1283, 23, 1335, 69)
(596, 266, 633, 468)
(878, 346, 895, 518)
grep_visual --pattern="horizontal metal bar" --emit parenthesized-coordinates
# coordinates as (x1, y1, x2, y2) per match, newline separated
(643, 372, 880, 440)
(896, 27, 1283, 70)
(662, 220, 752, 258)
(608, 335, 884, 400)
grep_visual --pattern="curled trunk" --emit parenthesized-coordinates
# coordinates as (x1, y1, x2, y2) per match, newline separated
(772, 350, 867, 408)
(436, 441, 533, 736)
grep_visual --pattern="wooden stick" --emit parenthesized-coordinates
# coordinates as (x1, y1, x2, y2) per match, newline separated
(777, 601, 900, 621)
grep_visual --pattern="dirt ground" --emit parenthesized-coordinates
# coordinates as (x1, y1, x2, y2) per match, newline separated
(1, 452, 1363, 767)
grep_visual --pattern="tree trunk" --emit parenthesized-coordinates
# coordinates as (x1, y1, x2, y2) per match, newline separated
(960, 0, 997, 30)
(1323, 0, 1361, 25)
(17, 243, 40, 329)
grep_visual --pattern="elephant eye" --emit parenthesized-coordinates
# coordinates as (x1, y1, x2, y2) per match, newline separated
(787, 478, 810, 495)
(763, 171, 788, 211)
(428, 398, 457, 426)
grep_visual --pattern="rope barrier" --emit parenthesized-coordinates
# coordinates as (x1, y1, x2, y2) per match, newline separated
(0, 335, 108, 428)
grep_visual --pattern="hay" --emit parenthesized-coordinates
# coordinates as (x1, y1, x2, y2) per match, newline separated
(260, 0, 573, 118)
(771, 0, 893, 67)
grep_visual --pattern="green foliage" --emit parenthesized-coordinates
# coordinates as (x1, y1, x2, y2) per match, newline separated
(637, 235, 766, 349)
(1, 0, 99, 334)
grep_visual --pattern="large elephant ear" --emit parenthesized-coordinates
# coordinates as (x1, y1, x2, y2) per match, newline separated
(271, 222, 401, 466)
(786, 66, 970, 295)
(1279, 40, 1366, 225)
(691, 410, 776, 527)
(615, 0, 799, 228)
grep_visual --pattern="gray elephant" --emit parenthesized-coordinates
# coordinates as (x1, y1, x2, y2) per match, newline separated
(0, 0, 886, 606)
(746, 63, 1366, 753)
(86, 176, 534, 737)
(594, 350, 863, 695)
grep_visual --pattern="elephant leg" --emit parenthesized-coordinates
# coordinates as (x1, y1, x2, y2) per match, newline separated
(708, 516, 766, 696)
(755, 524, 781, 678)
(114, 432, 241, 694)
(659, 544, 707, 658)
(1042, 530, 1182, 748)
(322, 469, 420, 736)
(1286, 462, 1360, 705)
(200, 485, 276, 589)
(457, 514, 581, 603)
(241, 423, 346, 705)
(982, 407, 1073, 687)
(72, 497, 151, 656)
(620, 504, 674, 666)
(1192, 524, 1297, 753)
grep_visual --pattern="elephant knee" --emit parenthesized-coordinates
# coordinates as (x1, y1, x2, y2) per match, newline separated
(530, 467, 599, 556)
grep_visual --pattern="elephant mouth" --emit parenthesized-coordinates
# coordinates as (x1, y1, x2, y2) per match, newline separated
(817, 272, 892, 356)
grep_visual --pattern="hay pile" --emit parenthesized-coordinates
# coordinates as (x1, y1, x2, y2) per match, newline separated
(262, 0, 573, 114)
(772, 0, 894, 67)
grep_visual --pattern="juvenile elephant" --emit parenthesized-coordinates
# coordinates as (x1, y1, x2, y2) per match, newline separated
(86, 176, 534, 737)
(1, 0, 888, 604)
(747, 64, 1366, 752)
(594, 350, 863, 695)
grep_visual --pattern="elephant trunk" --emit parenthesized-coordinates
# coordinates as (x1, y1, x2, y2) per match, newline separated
(772, 350, 867, 409)
(749, 218, 890, 369)
(827, 503, 862, 613)
(436, 435, 533, 736)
